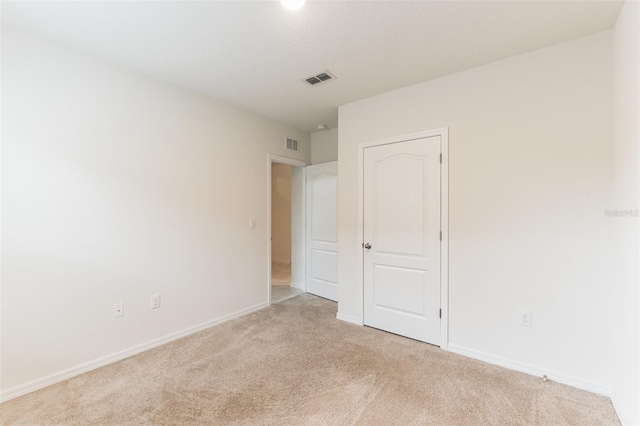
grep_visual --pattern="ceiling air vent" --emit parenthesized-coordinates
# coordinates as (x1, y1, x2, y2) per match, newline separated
(285, 137, 299, 152)
(303, 71, 336, 86)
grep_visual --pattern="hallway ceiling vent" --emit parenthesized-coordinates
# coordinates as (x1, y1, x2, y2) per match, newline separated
(285, 137, 299, 152)
(303, 71, 336, 86)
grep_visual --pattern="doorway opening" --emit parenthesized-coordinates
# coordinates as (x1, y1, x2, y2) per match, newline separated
(267, 155, 308, 305)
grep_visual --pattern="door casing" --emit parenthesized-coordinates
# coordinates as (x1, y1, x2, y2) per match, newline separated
(267, 154, 309, 307)
(356, 128, 449, 350)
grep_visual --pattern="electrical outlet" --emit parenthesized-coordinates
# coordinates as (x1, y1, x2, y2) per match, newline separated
(151, 294, 161, 309)
(518, 309, 531, 327)
(249, 219, 256, 229)
(114, 303, 124, 318)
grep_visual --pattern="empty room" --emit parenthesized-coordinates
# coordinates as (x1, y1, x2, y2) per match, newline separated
(1, 1, 638, 425)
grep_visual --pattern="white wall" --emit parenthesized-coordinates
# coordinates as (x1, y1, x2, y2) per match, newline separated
(611, 1, 640, 424)
(338, 32, 615, 391)
(311, 128, 338, 164)
(1, 27, 310, 397)
(271, 163, 292, 264)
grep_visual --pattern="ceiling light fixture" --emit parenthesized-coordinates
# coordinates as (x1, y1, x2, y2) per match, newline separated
(280, 0, 306, 10)
(316, 124, 328, 131)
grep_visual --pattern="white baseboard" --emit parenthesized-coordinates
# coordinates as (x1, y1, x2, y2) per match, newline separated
(290, 281, 305, 290)
(0, 301, 269, 403)
(272, 258, 291, 265)
(609, 387, 630, 425)
(336, 312, 362, 326)
(447, 343, 612, 397)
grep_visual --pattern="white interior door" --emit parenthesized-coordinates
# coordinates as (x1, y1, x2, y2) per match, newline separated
(363, 137, 441, 344)
(306, 161, 338, 301)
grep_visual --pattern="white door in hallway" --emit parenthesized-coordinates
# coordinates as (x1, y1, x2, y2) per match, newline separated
(363, 137, 441, 345)
(306, 161, 338, 301)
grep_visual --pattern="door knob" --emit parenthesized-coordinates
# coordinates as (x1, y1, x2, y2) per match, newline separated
(364, 243, 372, 249)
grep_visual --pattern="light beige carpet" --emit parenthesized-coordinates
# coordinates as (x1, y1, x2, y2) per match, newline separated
(1, 294, 619, 425)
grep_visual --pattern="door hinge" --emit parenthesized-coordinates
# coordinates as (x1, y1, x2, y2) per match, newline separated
(439, 309, 442, 319)
(440, 153, 442, 163)
(439, 231, 442, 241)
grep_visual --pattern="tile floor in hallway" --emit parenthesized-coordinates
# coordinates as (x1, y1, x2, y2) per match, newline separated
(271, 261, 303, 304)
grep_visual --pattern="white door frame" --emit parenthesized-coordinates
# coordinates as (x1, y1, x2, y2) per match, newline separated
(356, 128, 449, 350)
(267, 154, 309, 306)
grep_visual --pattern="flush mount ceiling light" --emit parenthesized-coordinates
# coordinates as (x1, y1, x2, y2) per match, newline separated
(316, 124, 328, 130)
(280, 0, 306, 10)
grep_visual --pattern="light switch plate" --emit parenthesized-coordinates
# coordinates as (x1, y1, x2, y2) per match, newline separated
(114, 303, 124, 318)
(151, 294, 161, 309)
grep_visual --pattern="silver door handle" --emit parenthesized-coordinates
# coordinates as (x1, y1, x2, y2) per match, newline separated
(364, 243, 372, 250)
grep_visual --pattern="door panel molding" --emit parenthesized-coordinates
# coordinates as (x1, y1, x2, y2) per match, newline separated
(356, 128, 449, 350)
(306, 161, 339, 302)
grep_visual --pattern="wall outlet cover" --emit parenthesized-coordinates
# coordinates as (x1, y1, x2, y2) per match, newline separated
(518, 309, 531, 327)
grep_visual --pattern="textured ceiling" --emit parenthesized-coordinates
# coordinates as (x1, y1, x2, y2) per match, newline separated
(1, 1, 623, 133)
